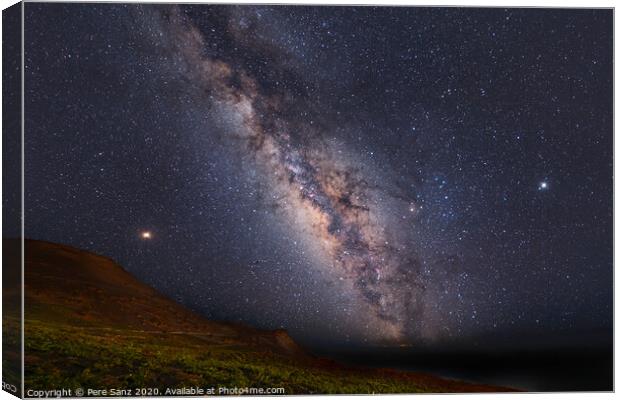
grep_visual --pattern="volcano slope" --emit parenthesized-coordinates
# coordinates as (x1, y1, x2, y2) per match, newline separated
(3, 239, 512, 394)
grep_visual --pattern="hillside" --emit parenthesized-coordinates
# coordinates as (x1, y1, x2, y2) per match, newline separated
(4, 239, 512, 394)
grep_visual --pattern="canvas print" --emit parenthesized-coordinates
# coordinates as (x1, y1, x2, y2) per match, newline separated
(2, 2, 613, 396)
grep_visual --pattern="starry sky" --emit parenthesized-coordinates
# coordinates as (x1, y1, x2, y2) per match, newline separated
(19, 4, 612, 349)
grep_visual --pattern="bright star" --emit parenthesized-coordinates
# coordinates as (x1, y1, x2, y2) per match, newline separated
(539, 181, 548, 190)
(140, 231, 152, 239)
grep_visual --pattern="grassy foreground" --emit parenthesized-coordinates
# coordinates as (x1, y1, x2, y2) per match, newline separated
(17, 318, 438, 394)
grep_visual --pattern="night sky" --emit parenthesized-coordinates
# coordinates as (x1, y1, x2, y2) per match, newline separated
(20, 4, 612, 350)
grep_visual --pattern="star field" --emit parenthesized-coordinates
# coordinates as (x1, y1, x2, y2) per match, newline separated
(20, 4, 612, 349)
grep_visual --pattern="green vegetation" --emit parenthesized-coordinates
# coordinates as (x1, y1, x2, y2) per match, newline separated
(20, 318, 439, 394)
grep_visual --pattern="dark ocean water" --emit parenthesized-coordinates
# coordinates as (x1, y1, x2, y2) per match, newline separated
(314, 346, 613, 392)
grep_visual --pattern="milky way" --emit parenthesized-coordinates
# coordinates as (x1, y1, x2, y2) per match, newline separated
(148, 6, 430, 341)
(23, 4, 612, 349)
